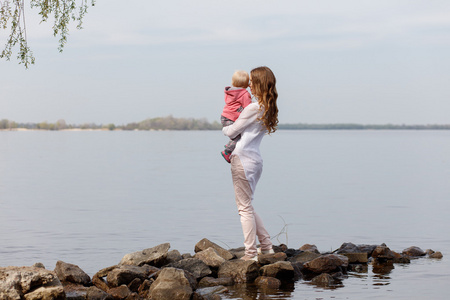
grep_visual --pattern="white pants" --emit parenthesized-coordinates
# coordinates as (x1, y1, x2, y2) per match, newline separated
(231, 155, 272, 257)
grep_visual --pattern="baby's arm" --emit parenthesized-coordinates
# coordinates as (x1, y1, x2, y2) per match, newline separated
(222, 103, 259, 139)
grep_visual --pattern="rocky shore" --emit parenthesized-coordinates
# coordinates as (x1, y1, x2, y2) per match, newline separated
(0, 239, 443, 300)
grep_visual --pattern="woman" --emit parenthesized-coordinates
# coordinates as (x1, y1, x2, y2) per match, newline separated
(222, 66, 279, 261)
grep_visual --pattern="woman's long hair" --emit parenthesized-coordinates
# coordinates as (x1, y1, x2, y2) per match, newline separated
(250, 66, 279, 134)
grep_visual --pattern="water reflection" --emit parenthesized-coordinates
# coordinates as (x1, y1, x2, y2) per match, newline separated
(223, 282, 295, 300)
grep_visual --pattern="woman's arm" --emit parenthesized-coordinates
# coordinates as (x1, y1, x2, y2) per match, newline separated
(222, 103, 259, 139)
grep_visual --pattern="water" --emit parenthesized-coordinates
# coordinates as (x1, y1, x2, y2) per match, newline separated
(1, 130, 449, 299)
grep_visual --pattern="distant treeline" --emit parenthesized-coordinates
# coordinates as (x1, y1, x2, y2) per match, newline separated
(1, 118, 450, 131)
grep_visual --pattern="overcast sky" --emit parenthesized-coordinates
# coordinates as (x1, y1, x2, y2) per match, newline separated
(1, 0, 449, 125)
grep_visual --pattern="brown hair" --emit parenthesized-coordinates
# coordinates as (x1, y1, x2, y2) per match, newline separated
(250, 66, 278, 134)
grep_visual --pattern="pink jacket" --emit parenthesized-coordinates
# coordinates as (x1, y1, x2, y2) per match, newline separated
(221, 87, 252, 121)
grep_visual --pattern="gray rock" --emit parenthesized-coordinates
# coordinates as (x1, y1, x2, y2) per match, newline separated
(55, 260, 91, 285)
(303, 254, 349, 274)
(195, 238, 234, 260)
(288, 251, 321, 264)
(227, 247, 245, 259)
(218, 260, 259, 283)
(86, 286, 114, 300)
(259, 261, 294, 279)
(198, 277, 234, 288)
(258, 252, 287, 265)
(119, 243, 170, 266)
(166, 258, 212, 280)
(107, 265, 148, 287)
(194, 248, 226, 268)
(402, 246, 426, 257)
(0, 266, 63, 300)
(149, 267, 193, 300)
(167, 250, 182, 264)
(335, 242, 360, 254)
(254, 276, 281, 289)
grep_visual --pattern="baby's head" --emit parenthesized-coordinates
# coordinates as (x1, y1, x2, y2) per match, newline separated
(231, 70, 249, 89)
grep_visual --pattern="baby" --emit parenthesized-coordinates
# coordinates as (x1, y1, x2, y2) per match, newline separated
(221, 70, 252, 163)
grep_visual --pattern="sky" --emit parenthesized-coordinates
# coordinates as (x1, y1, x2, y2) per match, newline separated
(1, 0, 450, 125)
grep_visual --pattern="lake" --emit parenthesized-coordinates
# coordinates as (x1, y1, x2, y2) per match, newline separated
(1, 130, 449, 299)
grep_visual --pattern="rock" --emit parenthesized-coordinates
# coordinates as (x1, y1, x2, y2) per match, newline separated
(108, 285, 131, 299)
(228, 247, 245, 259)
(86, 286, 114, 300)
(32, 263, 46, 269)
(258, 252, 287, 265)
(195, 238, 234, 260)
(96, 266, 118, 278)
(254, 276, 281, 289)
(259, 261, 294, 279)
(0, 266, 63, 300)
(119, 243, 170, 266)
(192, 286, 228, 300)
(218, 260, 259, 283)
(166, 250, 182, 264)
(137, 279, 153, 298)
(311, 273, 337, 287)
(198, 277, 234, 288)
(107, 265, 148, 287)
(335, 242, 360, 254)
(194, 248, 226, 268)
(303, 254, 349, 274)
(358, 245, 377, 256)
(92, 273, 110, 293)
(342, 253, 368, 263)
(402, 246, 426, 257)
(429, 251, 443, 259)
(349, 264, 368, 273)
(125, 293, 140, 300)
(24, 284, 65, 300)
(371, 245, 397, 260)
(55, 260, 91, 286)
(63, 282, 88, 300)
(127, 278, 141, 293)
(288, 251, 321, 264)
(284, 248, 303, 257)
(166, 258, 212, 280)
(299, 244, 320, 254)
(182, 253, 193, 259)
(149, 267, 193, 300)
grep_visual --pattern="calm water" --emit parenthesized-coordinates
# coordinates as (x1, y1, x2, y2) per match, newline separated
(1, 130, 449, 299)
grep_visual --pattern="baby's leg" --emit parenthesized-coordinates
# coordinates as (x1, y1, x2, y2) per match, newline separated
(225, 134, 241, 153)
(221, 115, 235, 127)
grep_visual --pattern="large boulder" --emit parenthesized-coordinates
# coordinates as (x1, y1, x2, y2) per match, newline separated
(218, 260, 259, 283)
(288, 251, 321, 264)
(166, 258, 212, 280)
(303, 254, 349, 274)
(194, 248, 226, 268)
(195, 238, 234, 260)
(54, 260, 91, 286)
(402, 246, 426, 257)
(334, 242, 360, 254)
(254, 276, 281, 289)
(149, 268, 194, 300)
(106, 265, 150, 287)
(259, 261, 294, 280)
(119, 243, 170, 266)
(0, 266, 64, 300)
(258, 252, 287, 265)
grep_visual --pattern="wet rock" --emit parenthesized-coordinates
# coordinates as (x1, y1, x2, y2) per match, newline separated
(218, 260, 259, 283)
(0, 266, 64, 300)
(290, 262, 304, 281)
(192, 286, 228, 300)
(63, 282, 88, 300)
(402, 246, 426, 257)
(108, 285, 131, 299)
(149, 267, 193, 300)
(303, 254, 349, 274)
(194, 247, 226, 268)
(54, 260, 91, 286)
(195, 238, 234, 260)
(166, 250, 182, 264)
(166, 258, 212, 280)
(342, 253, 368, 263)
(258, 252, 287, 265)
(371, 245, 397, 260)
(288, 251, 321, 264)
(107, 265, 148, 287)
(428, 251, 443, 259)
(86, 286, 114, 300)
(254, 276, 281, 289)
(349, 264, 368, 273)
(358, 245, 377, 256)
(259, 261, 294, 280)
(198, 277, 234, 288)
(119, 243, 170, 267)
(372, 260, 394, 274)
(284, 248, 303, 257)
(311, 273, 338, 287)
(299, 244, 320, 254)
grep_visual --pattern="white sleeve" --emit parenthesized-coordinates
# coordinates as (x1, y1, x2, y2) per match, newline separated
(222, 104, 259, 139)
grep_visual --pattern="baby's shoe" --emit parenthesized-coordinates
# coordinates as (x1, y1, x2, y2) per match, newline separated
(221, 150, 231, 163)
